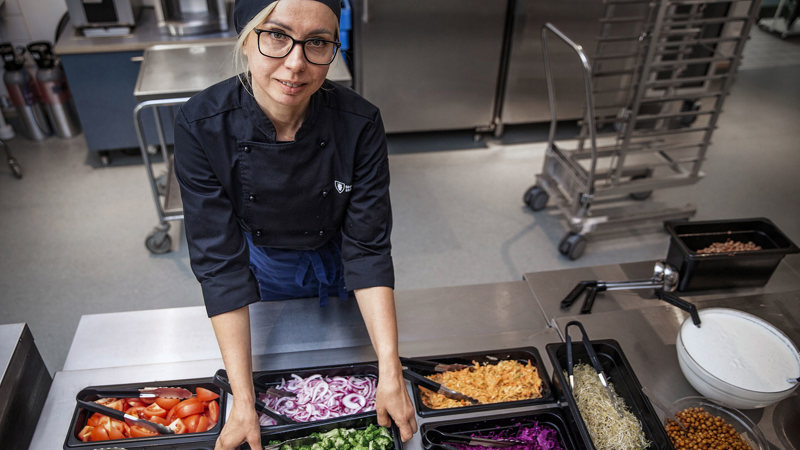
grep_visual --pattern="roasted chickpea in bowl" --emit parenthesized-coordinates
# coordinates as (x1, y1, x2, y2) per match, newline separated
(664, 396, 769, 450)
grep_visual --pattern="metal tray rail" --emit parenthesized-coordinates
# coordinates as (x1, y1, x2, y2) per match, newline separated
(524, 0, 762, 260)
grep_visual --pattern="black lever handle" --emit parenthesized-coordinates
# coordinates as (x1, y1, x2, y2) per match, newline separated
(561, 280, 597, 310)
(655, 289, 702, 327)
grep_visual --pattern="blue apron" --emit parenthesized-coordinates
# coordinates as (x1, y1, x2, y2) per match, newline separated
(245, 232, 349, 306)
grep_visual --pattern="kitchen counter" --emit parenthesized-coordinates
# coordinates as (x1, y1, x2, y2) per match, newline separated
(30, 260, 800, 449)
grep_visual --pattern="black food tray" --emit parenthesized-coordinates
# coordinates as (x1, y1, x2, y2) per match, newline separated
(253, 361, 379, 430)
(665, 217, 799, 291)
(242, 413, 401, 450)
(546, 340, 674, 450)
(407, 347, 554, 418)
(420, 406, 592, 449)
(64, 377, 224, 449)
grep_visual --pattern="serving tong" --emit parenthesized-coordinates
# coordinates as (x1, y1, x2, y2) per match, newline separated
(561, 261, 702, 326)
(85, 386, 193, 399)
(400, 359, 480, 405)
(424, 428, 527, 448)
(564, 320, 626, 418)
(400, 357, 472, 373)
(213, 369, 297, 425)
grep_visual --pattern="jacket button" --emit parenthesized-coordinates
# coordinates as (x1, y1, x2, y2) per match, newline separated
(243, 145, 250, 153)
(319, 229, 325, 237)
(248, 193, 256, 202)
(254, 230, 263, 238)
(322, 190, 328, 198)
(319, 140, 327, 148)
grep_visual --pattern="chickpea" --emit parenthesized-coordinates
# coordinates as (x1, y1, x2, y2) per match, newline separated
(696, 239, 761, 254)
(666, 407, 752, 449)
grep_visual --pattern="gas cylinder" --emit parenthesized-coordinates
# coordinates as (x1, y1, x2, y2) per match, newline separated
(0, 43, 51, 140)
(27, 41, 81, 138)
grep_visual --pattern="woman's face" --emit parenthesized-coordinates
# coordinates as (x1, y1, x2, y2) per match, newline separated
(244, 0, 337, 112)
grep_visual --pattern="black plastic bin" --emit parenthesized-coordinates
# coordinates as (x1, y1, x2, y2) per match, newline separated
(546, 340, 674, 450)
(242, 413, 401, 450)
(64, 377, 224, 450)
(420, 406, 592, 449)
(406, 347, 554, 418)
(665, 217, 799, 291)
(252, 362, 379, 430)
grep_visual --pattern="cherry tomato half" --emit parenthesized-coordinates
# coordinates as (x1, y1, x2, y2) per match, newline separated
(196, 387, 220, 402)
(171, 398, 205, 420)
(143, 402, 168, 418)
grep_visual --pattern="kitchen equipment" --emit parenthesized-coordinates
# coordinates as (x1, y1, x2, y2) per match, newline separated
(406, 347, 553, 418)
(676, 308, 800, 409)
(524, 0, 762, 259)
(547, 337, 675, 449)
(253, 414, 401, 450)
(76, 399, 174, 435)
(0, 43, 51, 141)
(664, 217, 799, 291)
(402, 369, 480, 405)
(83, 386, 193, 399)
(400, 356, 472, 373)
(27, 41, 82, 138)
(213, 369, 296, 425)
(665, 396, 769, 449)
(153, 0, 229, 36)
(423, 429, 526, 448)
(66, 0, 143, 35)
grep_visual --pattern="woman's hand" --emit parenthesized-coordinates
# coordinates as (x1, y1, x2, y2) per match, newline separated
(215, 397, 261, 450)
(376, 361, 417, 442)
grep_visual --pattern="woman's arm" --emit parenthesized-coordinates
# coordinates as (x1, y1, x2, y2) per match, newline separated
(210, 306, 262, 450)
(354, 286, 417, 442)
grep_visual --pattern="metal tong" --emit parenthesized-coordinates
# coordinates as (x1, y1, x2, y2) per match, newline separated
(400, 356, 472, 373)
(78, 399, 174, 435)
(212, 369, 296, 425)
(401, 369, 480, 405)
(424, 428, 527, 448)
(560, 261, 702, 326)
(84, 386, 193, 400)
(564, 320, 627, 418)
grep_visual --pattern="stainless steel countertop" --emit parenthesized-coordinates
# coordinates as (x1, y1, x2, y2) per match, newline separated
(133, 40, 352, 101)
(55, 8, 237, 55)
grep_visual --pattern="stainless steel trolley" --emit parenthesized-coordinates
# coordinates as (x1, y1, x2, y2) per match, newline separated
(524, 0, 762, 259)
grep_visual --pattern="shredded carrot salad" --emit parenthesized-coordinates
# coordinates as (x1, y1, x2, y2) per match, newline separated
(420, 360, 543, 409)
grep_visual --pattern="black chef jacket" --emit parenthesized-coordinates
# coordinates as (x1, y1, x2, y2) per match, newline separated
(174, 76, 394, 317)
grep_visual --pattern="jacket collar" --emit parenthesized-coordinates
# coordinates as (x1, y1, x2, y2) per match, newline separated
(239, 75, 322, 143)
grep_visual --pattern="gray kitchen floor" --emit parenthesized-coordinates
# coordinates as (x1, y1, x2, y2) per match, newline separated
(1, 26, 799, 377)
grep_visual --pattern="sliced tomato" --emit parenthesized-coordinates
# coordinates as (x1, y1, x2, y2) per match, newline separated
(90, 425, 110, 441)
(78, 425, 94, 442)
(195, 387, 220, 402)
(125, 398, 147, 408)
(148, 416, 170, 426)
(125, 406, 147, 418)
(86, 412, 103, 427)
(143, 402, 168, 418)
(206, 400, 219, 424)
(108, 419, 127, 439)
(183, 413, 201, 433)
(195, 415, 210, 433)
(169, 418, 188, 434)
(171, 398, 205, 419)
(155, 396, 181, 410)
(106, 399, 127, 412)
(94, 397, 117, 406)
(129, 424, 159, 438)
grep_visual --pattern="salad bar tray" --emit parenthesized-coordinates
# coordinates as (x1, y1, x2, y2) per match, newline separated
(64, 376, 224, 449)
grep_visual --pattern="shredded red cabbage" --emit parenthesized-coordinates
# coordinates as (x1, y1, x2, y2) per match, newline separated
(257, 374, 377, 426)
(446, 422, 563, 450)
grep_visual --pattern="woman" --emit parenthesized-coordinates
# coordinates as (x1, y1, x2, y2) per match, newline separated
(173, 0, 417, 448)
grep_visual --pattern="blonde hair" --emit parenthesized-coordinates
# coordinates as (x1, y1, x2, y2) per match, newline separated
(233, 2, 279, 91)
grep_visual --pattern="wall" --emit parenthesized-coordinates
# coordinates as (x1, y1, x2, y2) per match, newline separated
(0, 0, 66, 47)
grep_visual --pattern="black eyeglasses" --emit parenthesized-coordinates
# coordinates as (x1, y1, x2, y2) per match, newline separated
(253, 29, 340, 65)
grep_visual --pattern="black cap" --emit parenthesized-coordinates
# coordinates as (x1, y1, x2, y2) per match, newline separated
(234, 0, 341, 34)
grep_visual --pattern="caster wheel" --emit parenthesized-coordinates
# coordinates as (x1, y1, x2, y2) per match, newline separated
(8, 158, 22, 179)
(629, 173, 652, 201)
(145, 231, 172, 254)
(559, 233, 587, 260)
(523, 185, 549, 211)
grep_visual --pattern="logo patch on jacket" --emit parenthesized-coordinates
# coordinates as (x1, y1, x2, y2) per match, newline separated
(334, 180, 352, 193)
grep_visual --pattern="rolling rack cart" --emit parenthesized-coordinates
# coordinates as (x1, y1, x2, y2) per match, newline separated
(524, 0, 762, 260)
(757, 0, 800, 38)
